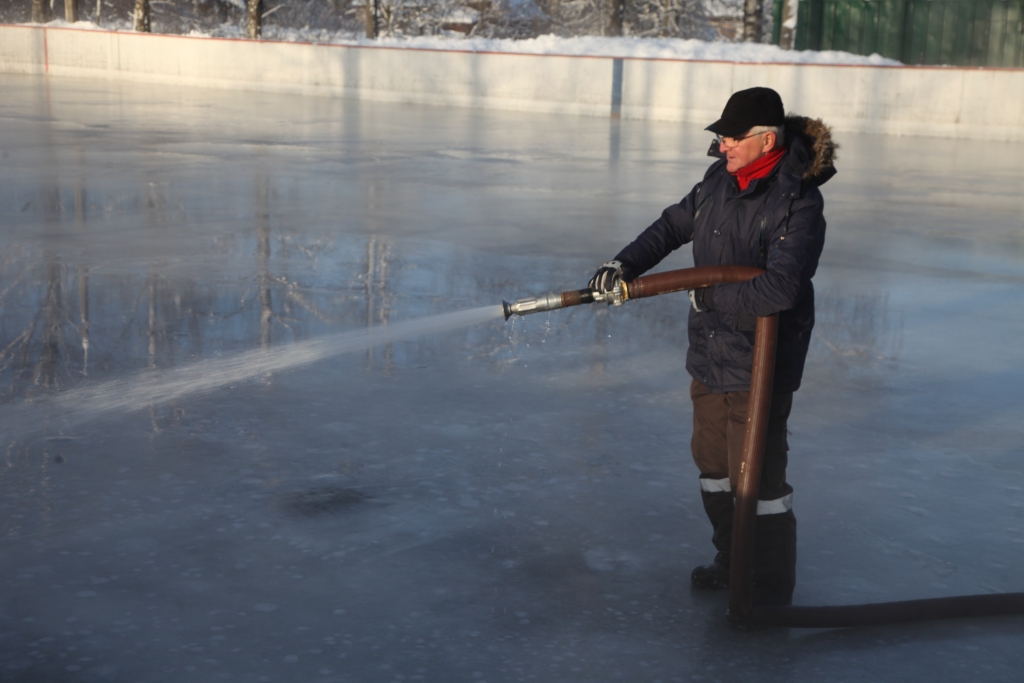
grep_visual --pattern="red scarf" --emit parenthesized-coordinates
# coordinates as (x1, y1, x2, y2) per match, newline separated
(731, 146, 786, 191)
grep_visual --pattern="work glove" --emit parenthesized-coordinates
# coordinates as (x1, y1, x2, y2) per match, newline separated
(588, 260, 629, 294)
(689, 288, 712, 312)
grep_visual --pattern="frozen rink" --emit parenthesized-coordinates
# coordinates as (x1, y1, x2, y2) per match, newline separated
(1, 72, 1023, 682)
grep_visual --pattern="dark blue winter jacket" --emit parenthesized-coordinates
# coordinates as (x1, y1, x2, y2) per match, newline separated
(614, 116, 838, 394)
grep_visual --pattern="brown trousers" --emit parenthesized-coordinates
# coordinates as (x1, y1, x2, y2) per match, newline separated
(690, 379, 798, 603)
(690, 379, 793, 500)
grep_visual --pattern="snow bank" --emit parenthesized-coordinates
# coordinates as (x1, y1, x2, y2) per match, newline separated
(364, 35, 901, 66)
(33, 18, 900, 66)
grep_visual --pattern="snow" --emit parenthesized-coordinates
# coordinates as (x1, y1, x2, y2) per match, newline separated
(31, 18, 902, 65)
(443, 8, 481, 24)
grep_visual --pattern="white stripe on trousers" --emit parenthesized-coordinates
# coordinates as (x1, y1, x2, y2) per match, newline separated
(699, 477, 732, 493)
(699, 479, 793, 514)
(757, 492, 793, 515)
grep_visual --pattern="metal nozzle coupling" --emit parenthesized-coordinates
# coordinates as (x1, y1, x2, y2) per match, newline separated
(595, 284, 626, 307)
(502, 292, 565, 321)
(502, 284, 627, 320)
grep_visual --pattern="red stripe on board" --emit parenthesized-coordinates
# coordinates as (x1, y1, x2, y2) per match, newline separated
(43, 27, 49, 73)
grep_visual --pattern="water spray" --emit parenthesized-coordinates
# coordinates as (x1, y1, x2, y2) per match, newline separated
(504, 265, 1024, 630)
(4, 306, 503, 443)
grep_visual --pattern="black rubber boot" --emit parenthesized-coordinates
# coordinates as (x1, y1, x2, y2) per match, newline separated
(699, 481, 734, 554)
(751, 509, 797, 606)
(691, 551, 730, 590)
(693, 480, 735, 590)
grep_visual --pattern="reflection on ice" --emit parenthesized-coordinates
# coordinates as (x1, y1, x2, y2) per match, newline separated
(813, 289, 904, 363)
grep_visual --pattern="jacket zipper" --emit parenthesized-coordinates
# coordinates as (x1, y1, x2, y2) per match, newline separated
(758, 216, 768, 264)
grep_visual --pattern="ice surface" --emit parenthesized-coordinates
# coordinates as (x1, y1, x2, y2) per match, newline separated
(1, 73, 1023, 682)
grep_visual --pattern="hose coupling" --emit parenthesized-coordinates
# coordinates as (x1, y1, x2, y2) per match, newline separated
(593, 283, 627, 307)
(502, 284, 627, 320)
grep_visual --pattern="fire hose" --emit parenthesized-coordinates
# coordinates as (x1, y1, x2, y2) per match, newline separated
(503, 265, 1024, 629)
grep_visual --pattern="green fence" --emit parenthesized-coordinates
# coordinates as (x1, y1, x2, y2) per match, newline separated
(782, 0, 1024, 66)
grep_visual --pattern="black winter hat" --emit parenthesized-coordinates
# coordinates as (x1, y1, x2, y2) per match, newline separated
(705, 87, 785, 137)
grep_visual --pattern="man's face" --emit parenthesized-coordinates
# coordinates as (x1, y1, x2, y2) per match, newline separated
(719, 130, 775, 173)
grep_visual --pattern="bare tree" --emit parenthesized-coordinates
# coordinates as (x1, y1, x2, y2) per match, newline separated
(534, 0, 709, 39)
(741, 0, 762, 41)
(778, 0, 797, 49)
(628, 0, 710, 38)
(9, 0, 724, 42)
(363, 0, 379, 37)
(471, 0, 546, 38)
(248, 0, 263, 38)
(31, 0, 52, 23)
(608, 0, 624, 35)
(385, 0, 452, 36)
(133, 0, 151, 31)
(538, 0, 605, 37)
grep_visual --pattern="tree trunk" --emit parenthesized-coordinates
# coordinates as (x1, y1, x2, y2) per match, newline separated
(32, 0, 52, 23)
(133, 0, 150, 32)
(778, 0, 799, 49)
(607, 0, 624, 36)
(247, 0, 262, 39)
(65, 0, 78, 23)
(742, 0, 763, 42)
(364, 2, 377, 38)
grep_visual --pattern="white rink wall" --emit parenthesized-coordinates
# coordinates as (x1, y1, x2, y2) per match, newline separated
(3, 24, 1023, 141)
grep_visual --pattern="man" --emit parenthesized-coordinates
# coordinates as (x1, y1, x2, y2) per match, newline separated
(588, 87, 837, 606)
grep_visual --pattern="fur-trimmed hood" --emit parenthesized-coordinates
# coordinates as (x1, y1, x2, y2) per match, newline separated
(783, 115, 838, 187)
(706, 115, 838, 188)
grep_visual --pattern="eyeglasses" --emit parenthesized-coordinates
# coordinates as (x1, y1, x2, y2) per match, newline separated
(715, 131, 766, 149)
